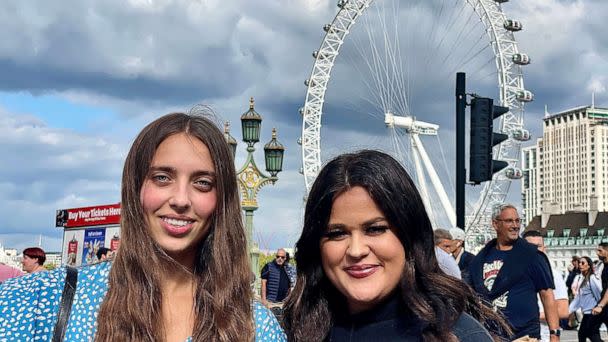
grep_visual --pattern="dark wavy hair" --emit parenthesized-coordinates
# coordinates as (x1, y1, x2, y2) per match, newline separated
(95, 111, 252, 341)
(283, 150, 508, 341)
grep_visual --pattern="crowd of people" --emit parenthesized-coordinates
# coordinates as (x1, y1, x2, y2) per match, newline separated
(0, 110, 606, 341)
(425, 207, 608, 342)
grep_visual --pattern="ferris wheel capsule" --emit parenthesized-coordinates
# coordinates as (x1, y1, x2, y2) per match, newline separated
(512, 128, 531, 141)
(494, 0, 509, 3)
(505, 167, 523, 179)
(337, 0, 347, 8)
(517, 90, 534, 102)
(512, 53, 530, 65)
(504, 19, 522, 31)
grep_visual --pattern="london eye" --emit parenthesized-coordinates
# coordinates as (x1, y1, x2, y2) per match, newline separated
(300, 0, 533, 249)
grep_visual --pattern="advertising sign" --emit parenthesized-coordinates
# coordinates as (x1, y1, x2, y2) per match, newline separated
(107, 227, 121, 251)
(63, 230, 85, 267)
(56, 203, 121, 228)
(82, 228, 105, 265)
(61, 226, 120, 266)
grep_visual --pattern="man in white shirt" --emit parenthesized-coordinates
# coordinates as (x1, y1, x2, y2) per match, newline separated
(449, 227, 476, 280)
(434, 228, 461, 279)
(524, 230, 569, 341)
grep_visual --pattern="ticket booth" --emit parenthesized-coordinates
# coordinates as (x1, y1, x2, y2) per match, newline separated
(56, 203, 121, 266)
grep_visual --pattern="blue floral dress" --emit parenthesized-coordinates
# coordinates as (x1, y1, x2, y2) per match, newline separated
(0, 262, 286, 341)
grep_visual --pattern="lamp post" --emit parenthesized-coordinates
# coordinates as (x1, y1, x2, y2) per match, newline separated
(223, 97, 285, 282)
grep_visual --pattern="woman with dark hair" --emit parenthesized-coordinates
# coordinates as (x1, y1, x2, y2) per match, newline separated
(21, 247, 47, 273)
(569, 256, 602, 342)
(0, 111, 285, 341)
(283, 150, 508, 341)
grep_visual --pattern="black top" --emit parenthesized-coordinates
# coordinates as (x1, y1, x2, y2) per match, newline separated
(458, 250, 476, 271)
(326, 295, 493, 341)
(458, 250, 476, 281)
(601, 264, 608, 299)
(566, 268, 581, 289)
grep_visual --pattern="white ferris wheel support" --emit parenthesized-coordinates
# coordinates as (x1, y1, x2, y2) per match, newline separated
(385, 113, 457, 228)
(300, 0, 532, 248)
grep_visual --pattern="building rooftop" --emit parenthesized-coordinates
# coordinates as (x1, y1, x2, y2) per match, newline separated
(525, 212, 608, 238)
(544, 105, 608, 121)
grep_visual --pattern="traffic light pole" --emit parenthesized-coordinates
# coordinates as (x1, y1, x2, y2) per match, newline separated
(455, 72, 466, 231)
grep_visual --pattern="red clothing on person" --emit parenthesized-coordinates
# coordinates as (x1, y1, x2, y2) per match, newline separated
(0, 263, 24, 283)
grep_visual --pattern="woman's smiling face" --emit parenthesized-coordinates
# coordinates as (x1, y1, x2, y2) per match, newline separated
(140, 132, 217, 267)
(320, 186, 406, 314)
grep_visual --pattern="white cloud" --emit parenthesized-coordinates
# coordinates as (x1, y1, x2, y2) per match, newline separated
(0, 109, 125, 241)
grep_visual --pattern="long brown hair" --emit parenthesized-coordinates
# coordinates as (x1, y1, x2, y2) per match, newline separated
(283, 150, 509, 341)
(95, 111, 253, 341)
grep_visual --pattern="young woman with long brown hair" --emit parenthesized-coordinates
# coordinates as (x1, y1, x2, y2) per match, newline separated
(569, 256, 602, 342)
(0, 111, 285, 341)
(283, 150, 509, 341)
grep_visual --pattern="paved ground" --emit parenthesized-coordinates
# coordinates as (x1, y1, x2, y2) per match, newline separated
(560, 328, 607, 341)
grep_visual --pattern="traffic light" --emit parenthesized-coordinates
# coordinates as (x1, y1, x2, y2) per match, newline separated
(469, 97, 509, 184)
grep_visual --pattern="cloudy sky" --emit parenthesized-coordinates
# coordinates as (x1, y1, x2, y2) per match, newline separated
(1, 0, 606, 253)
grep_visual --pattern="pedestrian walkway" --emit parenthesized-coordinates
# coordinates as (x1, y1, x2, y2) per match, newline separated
(561, 329, 608, 341)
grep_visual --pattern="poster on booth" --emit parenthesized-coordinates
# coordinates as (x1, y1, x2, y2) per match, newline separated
(63, 230, 85, 267)
(82, 228, 106, 265)
(104, 226, 121, 253)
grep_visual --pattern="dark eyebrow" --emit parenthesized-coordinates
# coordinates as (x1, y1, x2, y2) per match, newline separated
(326, 217, 387, 230)
(363, 217, 387, 226)
(149, 166, 175, 174)
(327, 223, 346, 231)
(149, 166, 216, 178)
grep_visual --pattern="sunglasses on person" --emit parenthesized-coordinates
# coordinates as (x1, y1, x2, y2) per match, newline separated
(276, 255, 286, 259)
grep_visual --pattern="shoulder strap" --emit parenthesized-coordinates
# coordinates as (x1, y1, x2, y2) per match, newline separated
(52, 266, 78, 342)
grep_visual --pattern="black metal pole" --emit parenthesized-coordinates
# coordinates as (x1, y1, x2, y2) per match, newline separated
(456, 72, 466, 231)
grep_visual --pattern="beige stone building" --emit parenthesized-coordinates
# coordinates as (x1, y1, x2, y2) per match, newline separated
(522, 105, 608, 224)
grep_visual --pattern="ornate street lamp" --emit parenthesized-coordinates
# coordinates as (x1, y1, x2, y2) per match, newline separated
(224, 97, 285, 282)
(264, 128, 285, 178)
